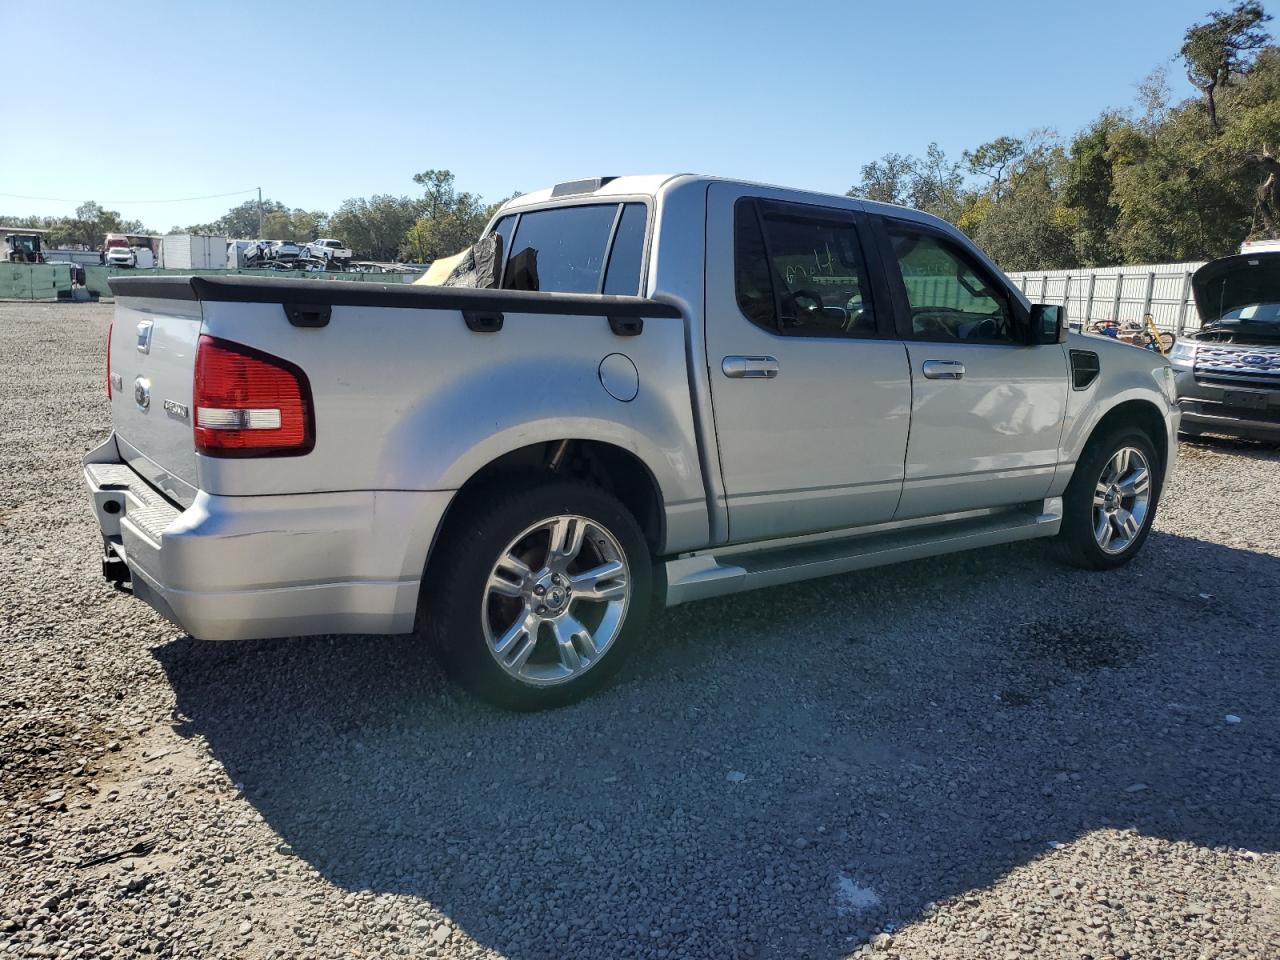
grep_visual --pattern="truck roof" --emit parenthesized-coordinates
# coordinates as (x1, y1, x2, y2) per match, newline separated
(498, 173, 956, 236)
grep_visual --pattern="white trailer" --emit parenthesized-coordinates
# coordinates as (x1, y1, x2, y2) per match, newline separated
(162, 234, 228, 270)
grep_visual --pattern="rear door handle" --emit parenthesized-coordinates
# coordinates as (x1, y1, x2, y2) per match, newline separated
(921, 359, 965, 380)
(722, 356, 779, 379)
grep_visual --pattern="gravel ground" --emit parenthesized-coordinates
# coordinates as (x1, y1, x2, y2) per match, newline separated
(2, 299, 1279, 960)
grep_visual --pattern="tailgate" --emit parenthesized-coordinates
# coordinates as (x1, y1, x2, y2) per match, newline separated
(110, 296, 202, 506)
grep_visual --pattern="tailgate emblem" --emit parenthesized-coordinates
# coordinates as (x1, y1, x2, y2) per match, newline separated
(133, 377, 151, 410)
(136, 320, 153, 354)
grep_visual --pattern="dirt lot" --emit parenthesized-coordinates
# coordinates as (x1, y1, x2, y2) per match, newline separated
(1, 300, 1278, 960)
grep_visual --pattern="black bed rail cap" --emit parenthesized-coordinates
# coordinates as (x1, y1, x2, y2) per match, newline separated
(107, 274, 682, 319)
(106, 275, 200, 301)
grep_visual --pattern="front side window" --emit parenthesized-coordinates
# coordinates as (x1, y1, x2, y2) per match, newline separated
(734, 199, 876, 337)
(501, 204, 619, 294)
(887, 226, 1015, 343)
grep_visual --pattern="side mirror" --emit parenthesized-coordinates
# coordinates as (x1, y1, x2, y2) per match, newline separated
(1029, 303, 1067, 344)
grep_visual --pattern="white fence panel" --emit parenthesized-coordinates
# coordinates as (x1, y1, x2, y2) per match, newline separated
(1007, 261, 1206, 333)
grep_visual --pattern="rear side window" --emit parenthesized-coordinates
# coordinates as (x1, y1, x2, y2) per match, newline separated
(734, 198, 876, 337)
(602, 203, 648, 295)
(502, 204, 618, 294)
(491, 216, 517, 262)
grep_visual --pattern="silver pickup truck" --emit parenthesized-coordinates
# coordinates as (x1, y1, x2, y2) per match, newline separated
(85, 174, 1180, 709)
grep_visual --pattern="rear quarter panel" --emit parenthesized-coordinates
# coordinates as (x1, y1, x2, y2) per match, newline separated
(195, 301, 710, 552)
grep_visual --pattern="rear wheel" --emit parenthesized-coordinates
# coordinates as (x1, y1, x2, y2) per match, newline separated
(424, 480, 651, 710)
(1058, 425, 1161, 569)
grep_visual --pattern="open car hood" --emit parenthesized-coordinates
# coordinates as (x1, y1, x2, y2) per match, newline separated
(1192, 252, 1280, 324)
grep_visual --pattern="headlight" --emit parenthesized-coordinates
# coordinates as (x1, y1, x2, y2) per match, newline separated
(1167, 340, 1196, 365)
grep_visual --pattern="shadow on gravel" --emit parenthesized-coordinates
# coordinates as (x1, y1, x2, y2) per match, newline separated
(154, 530, 1280, 959)
(1177, 432, 1280, 458)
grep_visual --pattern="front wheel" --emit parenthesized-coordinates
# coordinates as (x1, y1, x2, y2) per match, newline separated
(424, 480, 652, 710)
(1058, 426, 1161, 570)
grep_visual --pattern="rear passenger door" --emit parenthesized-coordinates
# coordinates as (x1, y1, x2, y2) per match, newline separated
(871, 216, 1068, 518)
(704, 184, 911, 543)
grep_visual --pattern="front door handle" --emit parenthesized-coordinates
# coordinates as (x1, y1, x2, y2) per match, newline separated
(921, 359, 965, 380)
(722, 356, 780, 379)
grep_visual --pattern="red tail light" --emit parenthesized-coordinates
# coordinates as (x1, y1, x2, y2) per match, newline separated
(106, 321, 113, 399)
(193, 336, 314, 457)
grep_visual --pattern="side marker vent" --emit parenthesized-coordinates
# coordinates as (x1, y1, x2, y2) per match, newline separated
(1069, 349, 1100, 390)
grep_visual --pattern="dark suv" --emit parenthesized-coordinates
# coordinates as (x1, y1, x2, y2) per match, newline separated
(1171, 251, 1280, 442)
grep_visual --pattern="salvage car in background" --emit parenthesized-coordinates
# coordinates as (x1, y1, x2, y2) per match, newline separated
(266, 240, 304, 262)
(305, 238, 352, 265)
(105, 247, 137, 269)
(1170, 250, 1280, 441)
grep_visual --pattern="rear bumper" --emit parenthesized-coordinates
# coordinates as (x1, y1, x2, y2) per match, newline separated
(83, 435, 452, 641)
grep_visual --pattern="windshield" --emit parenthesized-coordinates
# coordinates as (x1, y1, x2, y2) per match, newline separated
(1221, 302, 1280, 324)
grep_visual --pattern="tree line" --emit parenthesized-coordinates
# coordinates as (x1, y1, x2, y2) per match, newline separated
(177, 170, 517, 262)
(3, 171, 515, 264)
(1, 201, 149, 251)
(847, 2, 1280, 270)
(6, 4, 1278, 270)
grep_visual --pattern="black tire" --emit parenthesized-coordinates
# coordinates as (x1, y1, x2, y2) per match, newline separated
(1058, 424, 1162, 570)
(423, 479, 652, 710)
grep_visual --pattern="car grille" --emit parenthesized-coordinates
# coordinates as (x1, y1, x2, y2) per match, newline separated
(1193, 344, 1280, 388)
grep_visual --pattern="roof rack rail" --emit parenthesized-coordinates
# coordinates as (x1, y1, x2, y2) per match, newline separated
(550, 177, 618, 198)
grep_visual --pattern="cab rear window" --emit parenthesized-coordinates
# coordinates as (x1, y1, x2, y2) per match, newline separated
(493, 203, 648, 295)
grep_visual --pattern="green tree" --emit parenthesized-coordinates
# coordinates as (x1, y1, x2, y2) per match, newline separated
(1061, 115, 1124, 265)
(397, 172, 517, 262)
(412, 169, 459, 219)
(963, 136, 1025, 195)
(1109, 108, 1251, 262)
(846, 143, 964, 220)
(908, 143, 965, 221)
(329, 194, 424, 261)
(846, 153, 916, 205)
(1216, 47, 1280, 236)
(968, 147, 1076, 271)
(1181, 1, 1272, 131)
(44, 201, 147, 248)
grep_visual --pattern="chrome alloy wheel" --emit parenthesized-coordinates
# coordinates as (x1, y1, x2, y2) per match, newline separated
(1092, 446, 1152, 555)
(481, 515, 631, 686)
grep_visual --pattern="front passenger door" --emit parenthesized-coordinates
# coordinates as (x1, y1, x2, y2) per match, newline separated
(876, 218, 1069, 519)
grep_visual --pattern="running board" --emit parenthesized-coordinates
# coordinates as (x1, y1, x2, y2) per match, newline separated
(663, 499, 1062, 606)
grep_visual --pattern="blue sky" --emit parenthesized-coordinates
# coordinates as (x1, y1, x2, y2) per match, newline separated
(0, 0, 1261, 230)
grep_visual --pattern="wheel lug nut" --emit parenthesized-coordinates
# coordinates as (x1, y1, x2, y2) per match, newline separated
(536, 605, 547, 615)
(533, 585, 545, 596)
